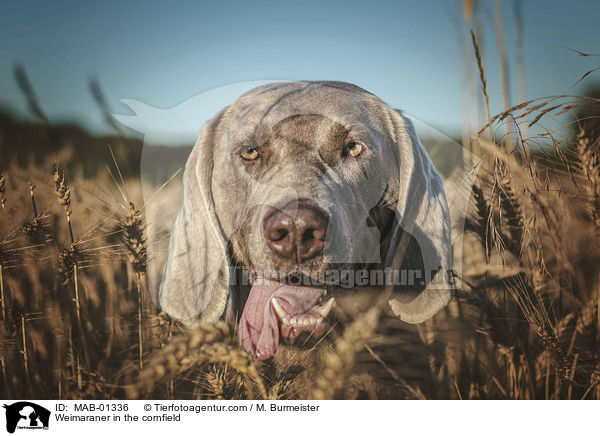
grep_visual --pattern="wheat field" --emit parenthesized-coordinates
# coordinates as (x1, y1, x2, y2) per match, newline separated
(0, 86, 599, 400)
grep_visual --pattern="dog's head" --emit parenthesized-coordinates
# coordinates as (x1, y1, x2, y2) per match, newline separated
(159, 81, 453, 359)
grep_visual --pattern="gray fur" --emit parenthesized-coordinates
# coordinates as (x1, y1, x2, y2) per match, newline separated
(159, 81, 452, 328)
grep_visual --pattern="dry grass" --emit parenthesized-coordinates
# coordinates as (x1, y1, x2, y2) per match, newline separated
(0, 118, 598, 400)
(1, 73, 600, 398)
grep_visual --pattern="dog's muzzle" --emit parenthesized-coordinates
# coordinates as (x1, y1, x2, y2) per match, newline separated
(263, 200, 329, 263)
(238, 200, 335, 360)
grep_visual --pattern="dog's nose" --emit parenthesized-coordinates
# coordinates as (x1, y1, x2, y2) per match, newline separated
(264, 203, 328, 262)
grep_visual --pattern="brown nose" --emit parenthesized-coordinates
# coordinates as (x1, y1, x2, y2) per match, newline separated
(264, 203, 328, 262)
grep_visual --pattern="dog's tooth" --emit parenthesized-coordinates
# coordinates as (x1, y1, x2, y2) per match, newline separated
(318, 297, 335, 318)
(271, 298, 288, 320)
(289, 318, 298, 326)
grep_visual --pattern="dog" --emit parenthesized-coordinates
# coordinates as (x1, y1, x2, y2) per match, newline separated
(158, 81, 453, 370)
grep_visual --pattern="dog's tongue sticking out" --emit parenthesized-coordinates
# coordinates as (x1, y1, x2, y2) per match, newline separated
(239, 277, 329, 360)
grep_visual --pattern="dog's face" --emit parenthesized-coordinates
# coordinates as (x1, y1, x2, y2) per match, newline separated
(214, 111, 396, 276)
(159, 81, 453, 360)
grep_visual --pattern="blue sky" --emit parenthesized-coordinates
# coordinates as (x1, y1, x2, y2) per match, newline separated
(1, 0, 599, 143)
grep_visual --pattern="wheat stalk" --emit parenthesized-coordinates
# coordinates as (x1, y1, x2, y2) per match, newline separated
(21, 181, 50, 245)
(121, 201, 147, 370)
(53, 165, 82, 322)
(575, 127, 600, 344)
(0, 263, 4, 322)
(54, 165, 91, 391)
(310, 305, 382, 399)
(20, 315, 28, 377)
(497, 173, 524, 257)
(470, 30, 491, 127)
(0, 233, 8, 322)
(0, 175, 6, 320)
(575, 128, 600, 232)
(0, 172, 6, 209)
(467, 183, 493, 260)
(491, 0, 513, 148)
(126, 322, 267, 399)
(204, 366, 226, 399)
(122, 202, 147, 275)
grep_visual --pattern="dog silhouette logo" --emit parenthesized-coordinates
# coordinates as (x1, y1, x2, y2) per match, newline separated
(2, 402, 50, 433)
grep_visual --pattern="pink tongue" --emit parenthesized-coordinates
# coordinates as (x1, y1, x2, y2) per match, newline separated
(239, 277, 324, 360)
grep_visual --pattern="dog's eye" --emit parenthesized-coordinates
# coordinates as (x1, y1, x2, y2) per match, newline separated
(347, 142, 365, 157)
(240, 147, 259, 161)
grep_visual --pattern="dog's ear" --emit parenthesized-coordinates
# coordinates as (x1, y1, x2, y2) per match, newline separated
(159, 114, 230, 327)
(384, 110, 453, 323)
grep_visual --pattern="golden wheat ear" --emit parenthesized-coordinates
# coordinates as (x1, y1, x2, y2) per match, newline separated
(126, 321, 267, 399)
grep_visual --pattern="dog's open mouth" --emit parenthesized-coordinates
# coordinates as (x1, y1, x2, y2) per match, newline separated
(238, 277, 335, 360)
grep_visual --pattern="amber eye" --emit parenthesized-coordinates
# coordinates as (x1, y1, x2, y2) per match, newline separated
(347, 142, 364, 157)
(240, 147, 259, 160)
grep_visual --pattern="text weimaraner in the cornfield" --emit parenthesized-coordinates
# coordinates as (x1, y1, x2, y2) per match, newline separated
(159, 81, 454, 367)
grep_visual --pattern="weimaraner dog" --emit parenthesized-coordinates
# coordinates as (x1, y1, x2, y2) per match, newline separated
(159, 81, 452, 361)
